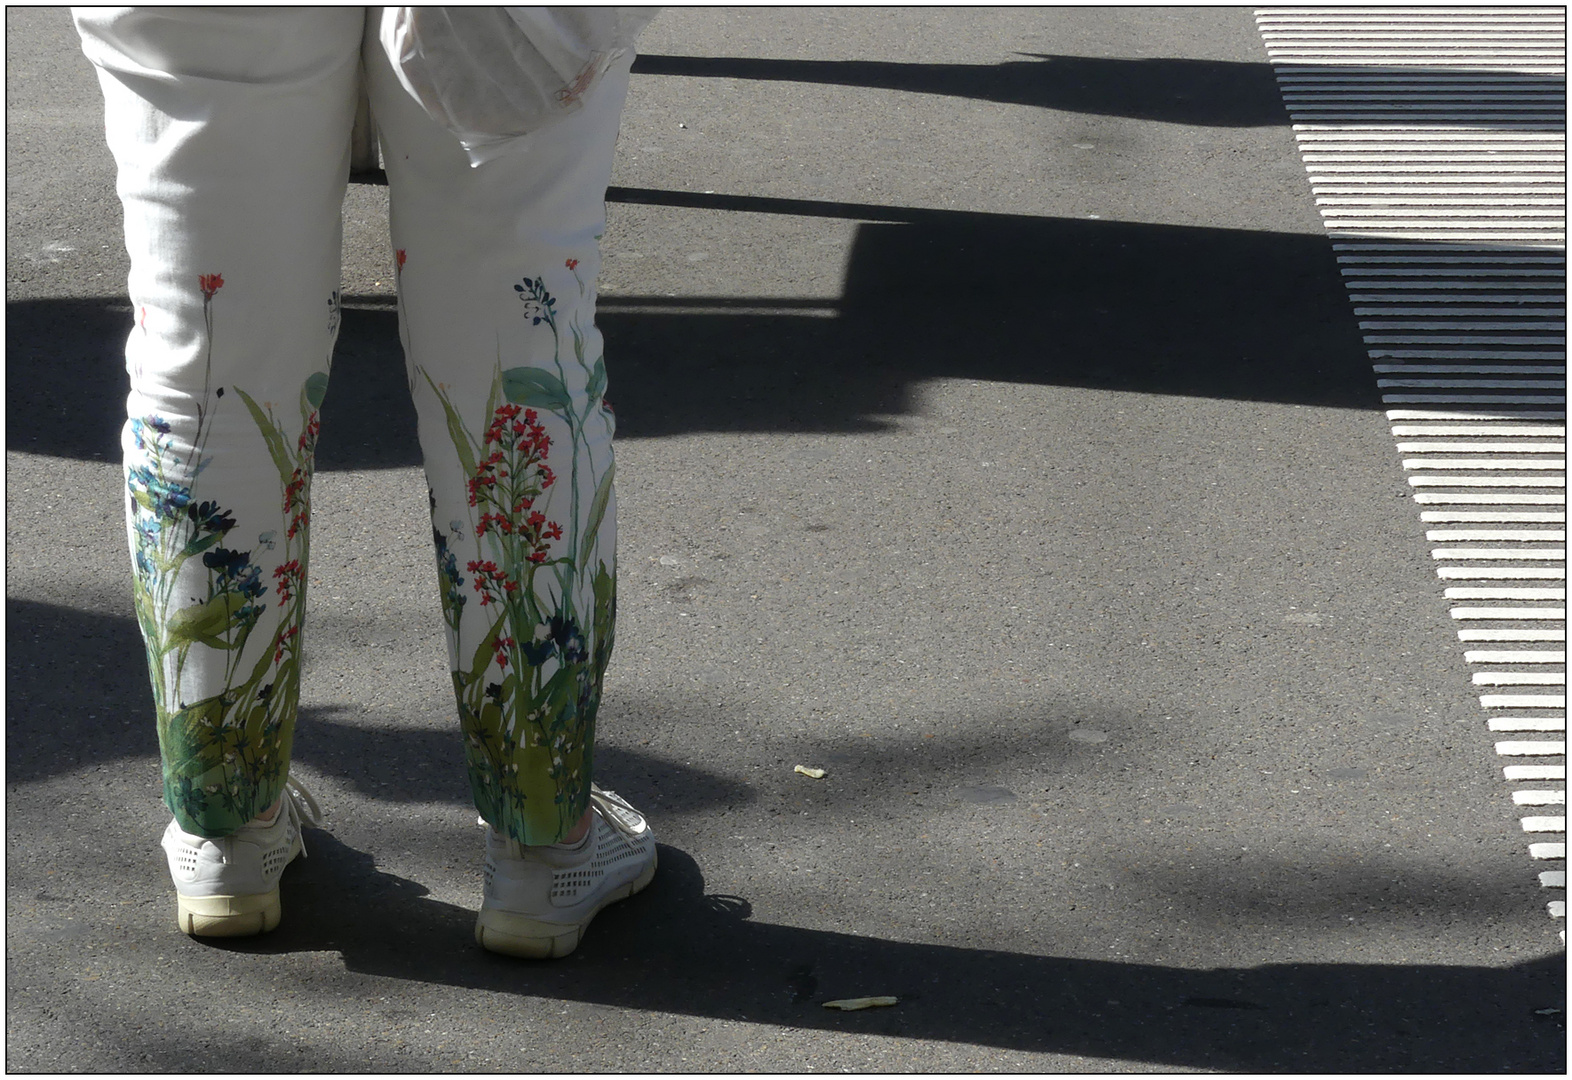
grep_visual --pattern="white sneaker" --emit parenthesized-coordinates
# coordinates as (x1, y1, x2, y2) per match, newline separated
(475, 784, 657, 959)
(160, 778, 322, 937)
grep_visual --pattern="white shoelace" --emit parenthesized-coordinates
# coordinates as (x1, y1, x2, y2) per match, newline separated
(477, 783, 645, 845)
(277, 776, 323, 856)
(587, 784, 645, 842)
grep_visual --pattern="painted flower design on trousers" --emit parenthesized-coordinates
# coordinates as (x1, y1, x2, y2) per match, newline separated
(129, 274, 332, 836)
(421, 255, 616, 844)
(137, 257, 614, 845)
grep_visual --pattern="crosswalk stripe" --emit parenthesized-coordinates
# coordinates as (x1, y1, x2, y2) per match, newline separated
(1461, 629, 1566, 642)
(1259, 6, 1566, 932)
(1474, 671, 1567, 684)
(1496, 716, 1569, 731)
(1473, 652, 1569, 664)
(1438, 570, 1566, 582)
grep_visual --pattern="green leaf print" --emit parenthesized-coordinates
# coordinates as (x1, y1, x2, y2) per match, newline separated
(422, 370, 479, 482)
(480, 700, 506, 738)
(165, 593, 250, 649)
(132, 284, 334, 837)
(483, 356, 502, 435)
(470, 610, 508, 678)
(165, 695, 225, 751)
(501, 366, 572, 414)
(541, 665, 579, 721)
(580, 461, 614, 569)
(570, 321, 587, 365)
(179, 530, 225, 560)
(234, 388, 293, 484)
(302, 371, 330, 411)
(591, 560, 615, 651)
(420, 265, 618, 844)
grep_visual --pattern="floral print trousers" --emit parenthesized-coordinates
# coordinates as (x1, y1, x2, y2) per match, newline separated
(74, 8, 631, 844)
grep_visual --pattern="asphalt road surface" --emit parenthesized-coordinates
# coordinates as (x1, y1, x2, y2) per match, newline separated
(7, 6, 1564, 1072)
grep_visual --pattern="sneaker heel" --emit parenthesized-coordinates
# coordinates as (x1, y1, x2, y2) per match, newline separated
(176, 889, 282, 937)
(475, 911, 583, 959)
(475, 785, 658, 960)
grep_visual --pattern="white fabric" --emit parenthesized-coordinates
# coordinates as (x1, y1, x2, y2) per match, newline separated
(73, 7, 631, 844)
(380, 6, 657, 165)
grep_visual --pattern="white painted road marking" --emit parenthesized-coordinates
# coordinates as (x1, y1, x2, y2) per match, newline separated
(1459, 628, 1565, 642)
(1429, 529, 1567, 539)
(1437, 569, 1565, 580)
(1260, 6, 1566, 932)
(1507, 765, 1566, 781)
(1450, 589, 1567, 600)
(1474, 671, 1566, 685)
(1493, 716, 1568, 731)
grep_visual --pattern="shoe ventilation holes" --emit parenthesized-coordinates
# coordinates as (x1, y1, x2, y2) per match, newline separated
(551, 867, 599, 901)
(594, 833, 641, 871)
(173, 848, 199, 878)
(260, 844, 289, 877)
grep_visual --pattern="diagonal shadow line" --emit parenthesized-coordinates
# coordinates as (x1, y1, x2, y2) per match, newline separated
(212, 833, 1566, 1073)
(290, 708, 760, 813)
(608, 184, 965, 222)
(629, 51, 1566, 130)
(10, 589, 1563, 1068)
(629, 52, 1293, 128)
(8, 194, 1390, 465)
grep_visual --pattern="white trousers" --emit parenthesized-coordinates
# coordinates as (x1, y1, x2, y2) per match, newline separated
(74, 7, 631, 844)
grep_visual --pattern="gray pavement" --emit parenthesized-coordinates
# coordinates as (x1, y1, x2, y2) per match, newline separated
(6, 6, 1565, 1072)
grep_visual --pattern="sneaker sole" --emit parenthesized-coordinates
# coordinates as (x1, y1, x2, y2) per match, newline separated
(176, 889, 281, 937)
(474, 851, 658, 959)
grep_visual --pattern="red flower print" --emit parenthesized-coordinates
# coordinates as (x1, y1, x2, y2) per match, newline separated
(272, 559, 303, 604)
(395, 249, 406, 270)
(463, 399, 564, 608)
(274, 625, 299, 663)
(565, 258, 579, 270)
(199, 274, 224, 300)
(283, 466, 309, 538)
(296, 412, 321, 455)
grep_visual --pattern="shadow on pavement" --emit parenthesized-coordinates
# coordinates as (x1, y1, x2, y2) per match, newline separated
(8, 598, 1566, 1070)
(6, 204, 1373, 465)
(4, 301, 422, 468)
(632, 52, 1565, 131)
(4, 601, 763, 815)
(6, 602, 1091, 811)
(291, 707, 759, 813)
(214, 832, 1564, 1073)
(6, 598, 156, 782)
(600, 200, 1377, 440)
(633, 52, 1291, 127)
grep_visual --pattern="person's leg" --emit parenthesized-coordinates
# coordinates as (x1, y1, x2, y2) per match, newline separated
(365, 18, 653, 958)
(365, 25, 630, 849)
(73, 6, 360, 932)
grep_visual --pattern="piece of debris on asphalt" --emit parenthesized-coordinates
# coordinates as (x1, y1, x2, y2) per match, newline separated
(823, 996, 897, 1010)
(794, 765, 827, 779)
